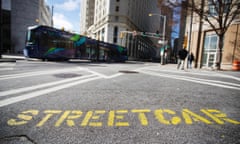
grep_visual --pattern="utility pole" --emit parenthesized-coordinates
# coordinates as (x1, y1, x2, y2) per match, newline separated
(0, 0, 3, 58)
(51, 5, 54, 27)
(149, 13, 167, 65)
(0, 0, 2, 58)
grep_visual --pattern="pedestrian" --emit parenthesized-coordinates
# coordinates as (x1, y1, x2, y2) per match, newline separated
(188, 52, 194, 69)
(177, 48, 188, 70)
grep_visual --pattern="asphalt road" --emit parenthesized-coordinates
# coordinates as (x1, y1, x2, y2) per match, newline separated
(0, 60, 240, 144)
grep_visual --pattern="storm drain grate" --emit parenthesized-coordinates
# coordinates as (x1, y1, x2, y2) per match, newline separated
(53, 73, 82, 78)
(119, 70, 139, 74)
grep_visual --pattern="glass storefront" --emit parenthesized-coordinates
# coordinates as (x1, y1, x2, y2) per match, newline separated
(202, 34, 219, 68)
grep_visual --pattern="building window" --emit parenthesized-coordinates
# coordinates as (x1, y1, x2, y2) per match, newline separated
(113, 26, 118, 43)
(115, 16, 119, 22)
(101, 28, 105, 41)
(115, 6, 119, 12)
(208, 0, 231, 16)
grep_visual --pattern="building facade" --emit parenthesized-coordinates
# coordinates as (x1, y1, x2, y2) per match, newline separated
(184, 0, 240, 70)
(1, 0, 51, 54)
(80, 0, 173, 60)
(80, 0, 95, 35)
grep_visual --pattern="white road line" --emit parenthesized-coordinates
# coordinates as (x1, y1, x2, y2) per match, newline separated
(85, 69, 108, 78)
(0, 67, 85, 80)
(0, 74, 96, 97)
(0, 76, 102, 107)
(144, 69, 240, 87)
(0, 63, 14, 66)
(106, 73, 123, 79)
(84, 68, 124, 79)
(138, 69, 240, 90)
(0, 68, 14, 71)
(0, 69, 125, 107)
(139, 66, 240, 81)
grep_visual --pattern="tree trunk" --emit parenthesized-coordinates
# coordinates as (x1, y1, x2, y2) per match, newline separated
(216, 34, 224, 70)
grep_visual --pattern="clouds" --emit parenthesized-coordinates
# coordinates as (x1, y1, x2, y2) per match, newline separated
(55, 0, 80, 11)
(47, 0, 80, 32)
(53, 13, 74, 30)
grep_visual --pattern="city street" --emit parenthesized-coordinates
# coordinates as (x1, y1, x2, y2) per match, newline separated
(0, 59, 240, 144)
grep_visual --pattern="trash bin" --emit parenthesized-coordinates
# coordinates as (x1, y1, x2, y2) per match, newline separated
(232, 60, 240, 71)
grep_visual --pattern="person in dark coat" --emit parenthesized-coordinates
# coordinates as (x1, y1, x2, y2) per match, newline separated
(177, 49, 188, 70)
(188, 52, 194, 69)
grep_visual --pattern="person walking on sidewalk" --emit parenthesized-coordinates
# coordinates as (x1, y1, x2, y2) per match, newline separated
(177, 48, 188, 70)
(188, 52, 194, 69)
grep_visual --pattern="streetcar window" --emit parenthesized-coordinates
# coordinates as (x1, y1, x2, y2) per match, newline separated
(27, 30, 36, 44)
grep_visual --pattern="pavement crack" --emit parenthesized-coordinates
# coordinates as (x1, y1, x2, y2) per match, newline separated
(0, 135, 37, 144)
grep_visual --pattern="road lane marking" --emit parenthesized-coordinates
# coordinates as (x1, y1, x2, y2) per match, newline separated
(7, 109, 240, 127)
(108, 110, 130, 127)
(0, 67, 85, 80)
(0, 68, 14, 71)
(83, 68, 123, 79)
(0, 63, 15, 66)
(131, 109, 151, 126)
(144, 69, 240, 87)
(0, 76, 102, 108)
(139, 66, 240, 81)
(0, 69, 125, 107)
(0, 74, 96, 97)
(138, 69, 240, 90)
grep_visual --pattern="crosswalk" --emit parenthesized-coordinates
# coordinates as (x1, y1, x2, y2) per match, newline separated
(1, 62, 239, 108)
(0, 62, 15, 71)
(0, 66, 124, 108)
(136, 66, 240, 91)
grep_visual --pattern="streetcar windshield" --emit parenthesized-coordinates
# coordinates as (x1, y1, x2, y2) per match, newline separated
(26, 29, 36, 45)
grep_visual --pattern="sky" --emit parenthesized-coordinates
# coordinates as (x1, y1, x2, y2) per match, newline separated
(44, 0, 180, 45)
(44, 0, 81, 33)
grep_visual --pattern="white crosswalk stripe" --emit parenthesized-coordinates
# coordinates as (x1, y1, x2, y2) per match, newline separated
(0, 75, 101, 107)
(0, 67, 85, 80)
(0, 67, 124, 107)
(0, 63, 15, 71)
(137, 68, 240, 91)
(0, 74, 96, 97)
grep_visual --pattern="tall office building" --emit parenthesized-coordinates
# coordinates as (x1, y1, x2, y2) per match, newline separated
(1, 0, 51, 54)
(80, 0, 173, 60)
(80, 0, 95, 35)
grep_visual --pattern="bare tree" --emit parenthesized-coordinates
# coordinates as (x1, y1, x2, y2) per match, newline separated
(192, 0, 240, 69)
(163, 0, 240, 70)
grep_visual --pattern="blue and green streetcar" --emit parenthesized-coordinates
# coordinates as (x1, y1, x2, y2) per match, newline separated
(24, 25, 128, 62)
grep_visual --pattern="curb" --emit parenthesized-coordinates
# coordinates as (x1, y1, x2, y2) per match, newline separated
(0, 58, 16, 62)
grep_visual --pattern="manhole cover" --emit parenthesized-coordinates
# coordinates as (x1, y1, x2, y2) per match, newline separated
(53, 73, 81, 78)
(119, 70, 139, 74)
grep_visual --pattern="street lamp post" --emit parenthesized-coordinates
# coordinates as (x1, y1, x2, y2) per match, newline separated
(149, 13, 166, 65)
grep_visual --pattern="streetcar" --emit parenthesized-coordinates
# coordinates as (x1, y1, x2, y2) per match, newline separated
(24, 25, 128, 62)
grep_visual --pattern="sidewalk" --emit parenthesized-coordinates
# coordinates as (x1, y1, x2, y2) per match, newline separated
(152, 63, 200, 72)
(147, 62, 239, 72)
(0, 54, 25, 62)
